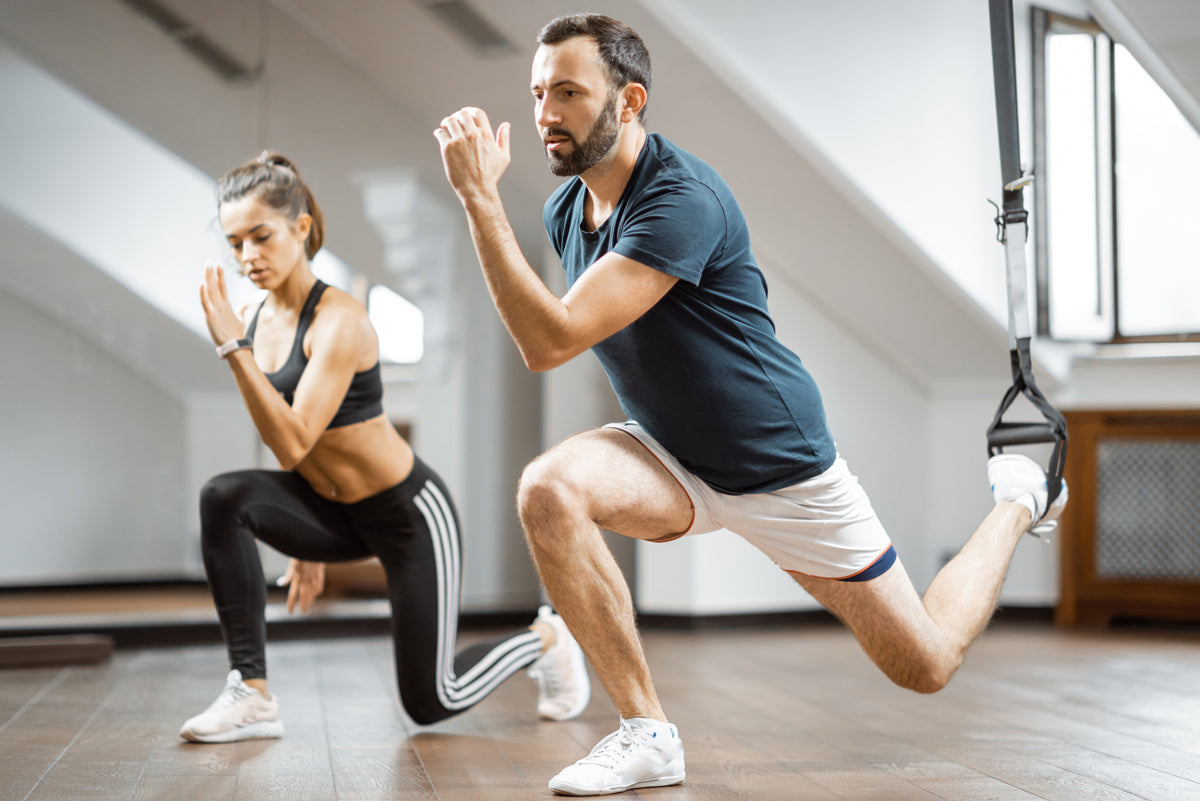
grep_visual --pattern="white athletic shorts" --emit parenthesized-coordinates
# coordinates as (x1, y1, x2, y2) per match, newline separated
(607, 422, 897, 581)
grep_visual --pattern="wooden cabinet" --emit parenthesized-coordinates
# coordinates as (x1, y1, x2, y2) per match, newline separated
(1058, 410, 1200, 625)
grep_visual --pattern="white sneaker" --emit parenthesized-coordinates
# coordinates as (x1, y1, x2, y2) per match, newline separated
(527, 606, 591, 721)
(988, 453, 1069, 535)
(549, 717, 685, 796)
(179, 669, 284, 743)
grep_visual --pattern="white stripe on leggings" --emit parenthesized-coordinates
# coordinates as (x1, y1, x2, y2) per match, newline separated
(413, 481, 542, 711)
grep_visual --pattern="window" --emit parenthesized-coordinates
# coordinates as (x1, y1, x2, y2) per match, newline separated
(1033, 10, 1200, 343)
(369, 284, 424, 364)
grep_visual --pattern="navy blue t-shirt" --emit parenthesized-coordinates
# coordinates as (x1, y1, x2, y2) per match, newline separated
(544, 133, 835, 494)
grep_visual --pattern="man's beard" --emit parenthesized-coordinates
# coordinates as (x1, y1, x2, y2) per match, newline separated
(544, 95, 621, 177)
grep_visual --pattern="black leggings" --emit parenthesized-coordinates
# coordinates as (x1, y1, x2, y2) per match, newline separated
(198, 455, 543, 725)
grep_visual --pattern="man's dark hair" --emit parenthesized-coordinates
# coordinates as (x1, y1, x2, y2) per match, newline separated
(537, 14, 651, 120)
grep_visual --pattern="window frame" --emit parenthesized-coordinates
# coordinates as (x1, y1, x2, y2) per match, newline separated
(1031, 7, 1200, 345)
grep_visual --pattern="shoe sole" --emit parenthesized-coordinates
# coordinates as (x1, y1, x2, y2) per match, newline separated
(538, 698, 590, 721)
(180, 719, 285, 743)
(549, 772, 685, 796)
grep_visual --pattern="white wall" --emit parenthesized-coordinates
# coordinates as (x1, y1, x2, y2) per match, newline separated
(0, 287, 188, 584)
(5, 0, 1196, 617)
(0, 1, 545, 610)
(180, 392, 262, 577)
(646, 0, 1010, 329)
(459, 238, 545, 611)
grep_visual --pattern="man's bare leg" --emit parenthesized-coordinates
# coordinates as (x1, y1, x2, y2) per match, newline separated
(517, 428, 693, 722)
(922, 502, 1033, 653)
(791, 502, 1031, 693)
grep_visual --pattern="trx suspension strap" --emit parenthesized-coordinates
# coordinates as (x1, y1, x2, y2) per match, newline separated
(986, 0, 1067, 508)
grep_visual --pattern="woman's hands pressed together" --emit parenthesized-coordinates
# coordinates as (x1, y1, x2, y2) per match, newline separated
(199, 262, 246, 347)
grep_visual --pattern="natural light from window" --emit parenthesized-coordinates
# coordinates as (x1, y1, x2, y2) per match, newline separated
(1040, 15, 1200, 342)
(1114, 47, 1200, 337)
(369, 284, 424, 364)
(1045, 32, 1111, 341)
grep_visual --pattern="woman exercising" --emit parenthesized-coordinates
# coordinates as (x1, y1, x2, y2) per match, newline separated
(181, 152, 589, 742)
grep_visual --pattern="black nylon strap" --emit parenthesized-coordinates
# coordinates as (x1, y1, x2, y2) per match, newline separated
(989, 0, 1023, 194)
(989, 0, 1033, 227)
(987, 0, 1067, 508)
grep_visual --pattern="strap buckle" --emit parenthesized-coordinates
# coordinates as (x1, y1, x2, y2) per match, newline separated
(989, 172, 1033, 243)
(1003, 174, 1035, 192)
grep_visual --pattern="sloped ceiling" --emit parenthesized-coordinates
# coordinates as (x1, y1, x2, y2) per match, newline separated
(1, 0, 1197, 396)
(1101, 0, 1200, 110)
(0, 209, 230, 395)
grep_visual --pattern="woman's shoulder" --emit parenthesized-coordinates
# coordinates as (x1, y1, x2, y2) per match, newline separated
(309, 283, 375, 344)
(311, 283, 368, 320)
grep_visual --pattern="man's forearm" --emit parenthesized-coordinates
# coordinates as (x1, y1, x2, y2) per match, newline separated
(461, 193, 575, 371)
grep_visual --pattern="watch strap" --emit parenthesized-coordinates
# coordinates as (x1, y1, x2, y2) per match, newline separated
(216, 337, 253, 358)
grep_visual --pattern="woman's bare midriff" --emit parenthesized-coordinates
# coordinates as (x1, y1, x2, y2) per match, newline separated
(293, 415, 414, 503)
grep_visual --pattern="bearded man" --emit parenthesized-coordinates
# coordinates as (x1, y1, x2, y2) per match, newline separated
(434, 13, 1065, 797)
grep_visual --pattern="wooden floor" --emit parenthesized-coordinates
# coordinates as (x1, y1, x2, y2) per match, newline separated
(2, 621, 1199, 800)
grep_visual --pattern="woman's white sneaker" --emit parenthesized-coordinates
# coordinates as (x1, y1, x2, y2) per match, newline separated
(527, 605, 591, 721)
(179, 669, 284, 743)
(549, 717, 685, 796)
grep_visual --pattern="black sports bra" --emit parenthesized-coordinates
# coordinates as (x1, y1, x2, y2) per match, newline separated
(245, 280, 384, 429)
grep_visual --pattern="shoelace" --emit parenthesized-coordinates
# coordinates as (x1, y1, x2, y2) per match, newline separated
(208, 680, 255, 712)
(579, 722, 656, 771)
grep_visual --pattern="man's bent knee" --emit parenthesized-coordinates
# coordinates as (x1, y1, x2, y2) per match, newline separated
(517, 454, 588, 549)
(885, 651, 960, 694)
